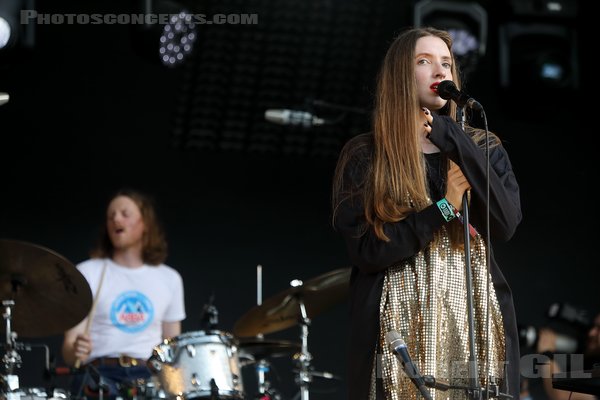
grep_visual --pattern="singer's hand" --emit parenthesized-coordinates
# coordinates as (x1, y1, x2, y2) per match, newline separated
(421, 107, 433, 136)
(74, 333, 93, 362)
(445, 160, 470, 211)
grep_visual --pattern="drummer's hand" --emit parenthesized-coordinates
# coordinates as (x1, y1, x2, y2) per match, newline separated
(74, 333, 93, 362)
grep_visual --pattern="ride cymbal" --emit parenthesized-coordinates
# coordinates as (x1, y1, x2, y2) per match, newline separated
(233, 268, 351, 337)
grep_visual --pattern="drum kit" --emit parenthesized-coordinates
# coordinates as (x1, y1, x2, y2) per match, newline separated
(0, 239, 351, 400)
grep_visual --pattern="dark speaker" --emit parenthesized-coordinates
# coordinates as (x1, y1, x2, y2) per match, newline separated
(499, 22, 578, 91)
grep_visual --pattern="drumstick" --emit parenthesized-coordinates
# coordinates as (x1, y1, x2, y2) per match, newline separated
(75, 260, 108, 368)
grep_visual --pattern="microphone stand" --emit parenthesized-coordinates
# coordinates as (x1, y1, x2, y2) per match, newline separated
(423, 375, 513, 400)
(461, 189, 481, 399)
(452, 106, 511, 400)
(458, 104, 483, 399)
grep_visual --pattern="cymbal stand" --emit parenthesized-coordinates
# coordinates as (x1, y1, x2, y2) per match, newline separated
(1, 299, 22, 394)
(256, 265, 268, 397)
(290, 280, 312, 400)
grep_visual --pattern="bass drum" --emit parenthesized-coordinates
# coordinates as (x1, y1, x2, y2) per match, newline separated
(148, 330, 244, 399)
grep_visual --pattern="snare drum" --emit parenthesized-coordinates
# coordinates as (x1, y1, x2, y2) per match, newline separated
(148, 330, 244, 399)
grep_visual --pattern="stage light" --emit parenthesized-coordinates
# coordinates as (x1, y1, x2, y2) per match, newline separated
(0, 0, 35, 53)
(414, 0, 487, 77)
(0, 17, 12, 49)
(0, 0, 19, 50)
(159, 11, 197, 67)
(132, 0, 197, 67)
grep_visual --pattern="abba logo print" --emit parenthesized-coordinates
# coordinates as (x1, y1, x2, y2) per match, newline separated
(110, 291, 154, 333)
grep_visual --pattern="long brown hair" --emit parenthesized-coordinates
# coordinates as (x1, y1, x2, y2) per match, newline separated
(333, 27, 497, 246)
(90, 188, 168, 265)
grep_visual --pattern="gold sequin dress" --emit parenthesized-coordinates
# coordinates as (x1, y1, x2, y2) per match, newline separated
(375, 229, 506, 400)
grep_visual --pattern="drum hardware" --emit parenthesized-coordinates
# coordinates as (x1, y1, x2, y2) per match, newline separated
(233, 268, 351, 400)
(237, 339, 300, 361)
(4, 387, 69, 400)
(232, 268, 351, 338)
(134, 377, 166, 400)
(72, 363, 110, 400)
(0, 239, 92, 399)
(248, 359, 282, 400)
(255, 360, 270, 398)
(198, 293, 219, 332)
(2, 299, 22, 394)
(2, 300, 56, 399)
(237, 338, 300, 400)
(290, 279, 311, 400)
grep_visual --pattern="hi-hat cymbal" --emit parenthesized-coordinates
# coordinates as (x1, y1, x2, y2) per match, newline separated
(238, 337, 301, 360)
(233, 268, 351, 337)
(0, 239, 93, 337)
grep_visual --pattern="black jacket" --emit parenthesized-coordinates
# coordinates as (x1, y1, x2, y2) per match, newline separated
(334, 116, 522, 399)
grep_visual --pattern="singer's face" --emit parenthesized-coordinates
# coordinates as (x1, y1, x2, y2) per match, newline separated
(414, 36, 453, 111)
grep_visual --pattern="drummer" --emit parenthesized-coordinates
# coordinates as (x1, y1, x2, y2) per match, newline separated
(61, 188, 186, 399)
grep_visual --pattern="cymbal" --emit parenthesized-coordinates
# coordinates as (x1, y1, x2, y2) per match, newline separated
(233, 268, 351, 337)
(0, 239, 93, 337)
(238, 337, 301, 360)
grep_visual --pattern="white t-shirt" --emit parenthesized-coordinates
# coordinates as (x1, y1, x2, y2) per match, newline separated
(77, 258, 186, 361)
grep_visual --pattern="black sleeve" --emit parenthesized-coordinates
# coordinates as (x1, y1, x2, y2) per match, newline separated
(428, 115, 522, 241)
(334, 138, 447, 275)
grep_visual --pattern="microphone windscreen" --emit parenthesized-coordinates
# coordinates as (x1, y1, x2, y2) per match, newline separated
(264, 109, 285, 124)
(385, 330, 404, 349)
(437, 80, 458, 100)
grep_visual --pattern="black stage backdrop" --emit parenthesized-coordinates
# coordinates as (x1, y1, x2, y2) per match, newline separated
(0, 0, 591, 399)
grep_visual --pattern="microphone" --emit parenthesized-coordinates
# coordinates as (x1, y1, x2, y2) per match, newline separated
(264, 109, 326, 127)
(385, 331, 433, 400)
(0, 93, 9, 106)
(437, 81, 482, 111)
